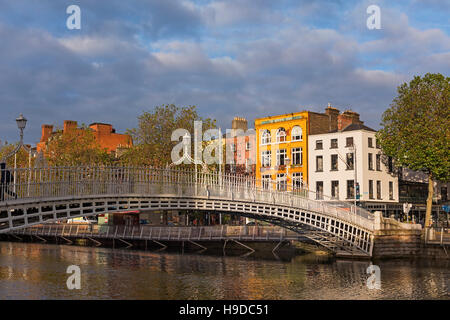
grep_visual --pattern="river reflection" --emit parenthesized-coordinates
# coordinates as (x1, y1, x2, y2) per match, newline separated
(0, 242, 448, 299)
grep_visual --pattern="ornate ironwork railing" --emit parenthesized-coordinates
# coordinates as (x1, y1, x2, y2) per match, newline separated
(0, 166, 374, 230)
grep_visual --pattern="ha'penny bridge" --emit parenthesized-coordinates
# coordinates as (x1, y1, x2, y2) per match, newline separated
(0, 166, 375, 257)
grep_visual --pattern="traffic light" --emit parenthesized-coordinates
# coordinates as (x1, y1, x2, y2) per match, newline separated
(355, 182, 360, 200)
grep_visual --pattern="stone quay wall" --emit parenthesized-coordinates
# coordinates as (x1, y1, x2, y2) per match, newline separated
(372, 212, 449, 259)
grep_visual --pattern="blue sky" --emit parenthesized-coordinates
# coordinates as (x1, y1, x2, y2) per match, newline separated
(0, 0, 449, 145)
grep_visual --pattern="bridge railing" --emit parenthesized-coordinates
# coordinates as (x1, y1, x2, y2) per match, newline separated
(0, 166, 374, 230)
(12, 223, 303, 241)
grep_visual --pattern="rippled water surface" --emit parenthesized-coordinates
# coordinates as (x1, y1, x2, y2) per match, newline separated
(0, 242, 448, 299)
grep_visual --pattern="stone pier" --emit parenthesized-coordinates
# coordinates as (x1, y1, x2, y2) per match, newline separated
(372, 211, 448, 259)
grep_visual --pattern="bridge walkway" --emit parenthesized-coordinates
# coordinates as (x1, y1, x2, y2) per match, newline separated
(6, 223, 369, 257)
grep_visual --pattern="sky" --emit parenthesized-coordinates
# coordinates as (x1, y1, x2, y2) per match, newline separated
(0, 0, 449, 146)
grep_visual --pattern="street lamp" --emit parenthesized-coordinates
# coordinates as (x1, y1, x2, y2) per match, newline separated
(1, 114, 30, 163)
(349, 144, 358, 208)
(16, 114, 27, 142)
(285, 157, 290, 191)
(1, 114, 33, 195)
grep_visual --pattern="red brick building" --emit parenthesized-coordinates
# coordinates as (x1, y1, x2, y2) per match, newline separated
(36, 120, 132, 156)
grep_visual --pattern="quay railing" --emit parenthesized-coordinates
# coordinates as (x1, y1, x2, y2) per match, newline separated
(0, 166, 374, 230)
(424, 227, 450, 245)
(10, 223, 306, 242)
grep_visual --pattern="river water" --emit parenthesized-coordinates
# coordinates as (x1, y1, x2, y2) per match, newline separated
(0, 241, 448, 300)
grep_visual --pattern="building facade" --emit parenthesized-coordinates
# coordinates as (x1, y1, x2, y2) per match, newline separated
(398, 168, 449, 204)
(224, 117, 256, 175)
(308, 123, 399, 204)
(37, 120, 133, 157)
(255, 105, 340, 191)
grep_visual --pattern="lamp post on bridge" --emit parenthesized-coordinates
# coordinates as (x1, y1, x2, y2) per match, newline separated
(348, 144, 358, 210)
(0, 114, 33, 194)
(285, 157, 290, 192)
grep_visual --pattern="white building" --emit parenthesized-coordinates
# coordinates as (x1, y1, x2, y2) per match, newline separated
(308, 123, 399, 204)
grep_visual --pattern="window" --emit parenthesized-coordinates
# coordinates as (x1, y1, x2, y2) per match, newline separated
(331, 181, 339, 200)
(388, 156, 393, 173)
(346, 137, 354, 147)
(316, 155, 323, 172)
(229, 157, 235, 173)
(261, 150, 271, 167)
(369, 180, 374, 199)
(331, 154, 338, 171)
(368, 153, 373, 170)
(376, 139, 381, 149)
(230, 143, 236, 152)
(441, 187, 447, 202)
(292, 126, 302, 141)
(292, 172, 303, 190)
(276, 128, 286, 143)
(347, 180, 355, 199)
(377, 181, 382, 199)
(346, 153, 354, 170)
(292, 147, 302, 165)
(389, 181, 394, 200)
(316, 140, 323, 150)
(277, 149, 287, 166)
(376, 154, 381, 171)
(330, 138, 338, 149)
(246, 142, 250, 150)
(262, 175, 271, 190)
(261, 130, 271, 145)
(368, 137, 373, 148)
(316, 181, 324, 200)
(276, 173, 287, 191)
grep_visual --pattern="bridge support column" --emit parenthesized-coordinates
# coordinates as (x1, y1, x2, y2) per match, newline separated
(153, 240, 167, 250)
(60, 236, 73, 245)
(272, 241, 283, 253)
(117, 238, 132, 249)
(230, 239, 255, 253)
(188, 240, 207, 251)
(87, 237, 102, 247)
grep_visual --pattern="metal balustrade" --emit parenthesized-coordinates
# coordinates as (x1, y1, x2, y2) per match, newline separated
(0, 166, 375, 255)
(12, 223, 303, 242)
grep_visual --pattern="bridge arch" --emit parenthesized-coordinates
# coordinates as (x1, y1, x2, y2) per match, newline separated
(0, 166, 374, 256)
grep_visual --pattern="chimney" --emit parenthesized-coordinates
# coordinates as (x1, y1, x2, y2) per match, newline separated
(63, 120, 77, 133)
(89, 123, 113, 135)
(337, 110, 363, 130)
(232, 117, 248, 131)
(40, 125, 53, 142)
(325, 103, 339, 132)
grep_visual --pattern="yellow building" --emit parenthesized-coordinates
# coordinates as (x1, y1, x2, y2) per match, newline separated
(255, 106, 340, 191)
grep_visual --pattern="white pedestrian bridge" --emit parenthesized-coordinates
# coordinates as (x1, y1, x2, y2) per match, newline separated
(0, 166, 375, 257)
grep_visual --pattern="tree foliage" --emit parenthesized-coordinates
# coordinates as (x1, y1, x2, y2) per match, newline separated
(43, 125, 113, 166)
(377, 73, 450, 181)
(122, 104, 217, 166)
(0, 143, 34, 168)
(376, 73, 450, 226)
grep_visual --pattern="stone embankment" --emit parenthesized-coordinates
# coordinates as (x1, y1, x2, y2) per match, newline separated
(372, 212, 448, 259)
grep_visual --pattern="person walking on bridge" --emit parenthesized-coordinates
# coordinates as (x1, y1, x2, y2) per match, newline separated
(0, 162, 17, 201)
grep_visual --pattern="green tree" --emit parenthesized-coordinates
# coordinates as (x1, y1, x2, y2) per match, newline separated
(0, 143, 34, 168)
(123, 104, 217, 166)
(376, 73, 450, 227)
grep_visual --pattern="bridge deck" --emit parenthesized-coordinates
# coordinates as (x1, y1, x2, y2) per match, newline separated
(1, 166, 375, 256)
(6, 223, 371, 258)
(9, 224, 311, 242)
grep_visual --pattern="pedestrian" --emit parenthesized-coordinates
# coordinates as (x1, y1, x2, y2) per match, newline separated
(0, 162, 15, 201)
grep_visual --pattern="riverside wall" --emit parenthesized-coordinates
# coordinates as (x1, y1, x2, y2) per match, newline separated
(372, 212, 449, 259)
